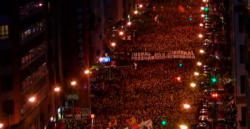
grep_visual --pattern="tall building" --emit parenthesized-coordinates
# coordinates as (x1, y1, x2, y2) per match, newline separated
(230, 0, 250, 128)
(0, 0, 58, 128)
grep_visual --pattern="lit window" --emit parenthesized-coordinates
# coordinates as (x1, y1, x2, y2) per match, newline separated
(0, 25, 9, 40)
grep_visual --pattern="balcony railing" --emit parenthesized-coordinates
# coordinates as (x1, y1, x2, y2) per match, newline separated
(21, 85, 48, 116)
(22, 63, 47, 91)
(20, 19, 44, 44)
(21, 42, 46, 69)
(20, 0, 43, 19)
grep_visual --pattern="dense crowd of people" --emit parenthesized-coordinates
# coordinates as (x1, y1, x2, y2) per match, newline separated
(93, 60, 205, 128)
(92, 1, 208, 129)
(58, 1, 234, 129)
(133, 2, 206, 52)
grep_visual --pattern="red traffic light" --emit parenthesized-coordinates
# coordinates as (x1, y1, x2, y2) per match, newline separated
(212, 93, 218, 98)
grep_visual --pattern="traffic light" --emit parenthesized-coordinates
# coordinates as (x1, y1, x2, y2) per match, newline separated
(161, 120, 167, 125)
(211, 77, 217, 83)
(189, 17, 192, 21)
(204, 7, 209, 12)
(179, 63, 183, 67)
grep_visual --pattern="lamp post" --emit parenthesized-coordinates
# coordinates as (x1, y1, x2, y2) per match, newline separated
(28, 96, 40, 129)
(70, 81, 77, 129)
(54, 87, 60, 129)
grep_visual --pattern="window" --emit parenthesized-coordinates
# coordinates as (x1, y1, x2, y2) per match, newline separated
(0, 25, 9, 40)
(240, 75, 245, 94)
(239, 45, 245, 63)
(241, 107, 246, 126)
(1, 75, 13, 92)
(2, 100, 14, 115)
(238, 14, 244, 33)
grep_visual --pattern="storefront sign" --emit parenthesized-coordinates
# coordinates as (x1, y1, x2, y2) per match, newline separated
(77, 4, 84, 70)
(131, 51, 195, 60)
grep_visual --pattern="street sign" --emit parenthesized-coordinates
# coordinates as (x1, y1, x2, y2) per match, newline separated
(66, 93, 79, 100)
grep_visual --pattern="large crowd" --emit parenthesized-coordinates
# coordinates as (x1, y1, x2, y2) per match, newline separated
(93, 60, 205, 128)
(92, 1, 207, 129)
(133, 2, 206, 52)
(91, 1, 233, 129)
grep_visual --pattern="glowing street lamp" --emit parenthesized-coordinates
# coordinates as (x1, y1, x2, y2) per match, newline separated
(111, 42, 116, 47)
(199, 23, 203, 27)
(84, 70, 90, 74)
(139, 4, 143, 8)
(197, 62, 202, 66)
(201, 14, 205, 18)
(119, 31, 124, 35)
(199, 49, 205, 54)
(54, 87, 60, 92)
(29, 97, 36, 102)
(201, 7, 204, 10)
(190, 83, 196, 87)
(184, 104, 191, 109)
(198, 34, 203, 38)
(180, 125, 188, 129)
(203, 0, 207, 2)
(0, 123, 3, 128)
(127, 21, 132, 26)
(134, 10, 138, 14)
(194, 72, 199, 76)
(71, 81, 76, 86)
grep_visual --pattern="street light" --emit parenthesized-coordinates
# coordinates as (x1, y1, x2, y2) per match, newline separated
(201, 7, 204, 10)
(0, 123, 3, 128)
(198, 34, 203, 38)
(111, 42, 116, 47)
(71, 81, 77, 86)
(201, 14, 205, 17)
(119, 31, 124, 35)
(184, 104, 190, 109)
(197, 61, 202, 66)
(84, 70, 90, 74)
(199, 23, 203, 27)
(127, 21, 132, 26)
(54, 87, 60, 92)
(203, 0, 207, 2)
(29, 97, 36, 102)
(180, 125, 188, 129)
(194, 72, 199, 76)
(190, 83, 196, 87)
(139, 4, 143, 8)
(199, 49, 205, 54)
(134, 10, 138, 14)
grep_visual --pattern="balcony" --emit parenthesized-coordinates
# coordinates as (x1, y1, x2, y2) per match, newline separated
(20, 0, 43, 20)
(22, 63, 47, 92)
(21, 42, 46, 69)
(20, 19, 44, 44)
(21, 85, 49, 117)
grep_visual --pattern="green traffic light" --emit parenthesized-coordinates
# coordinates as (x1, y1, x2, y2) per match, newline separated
(179, 63, 183, 67)
(189, 18, 192, 21)
(212, 78, 217, 83)
(162, 120, 166, 125)
(204, 7, 209, 11)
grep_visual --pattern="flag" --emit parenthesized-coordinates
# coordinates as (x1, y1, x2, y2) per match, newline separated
(178, 5, 185, 12)
(126, 116, 137, 125)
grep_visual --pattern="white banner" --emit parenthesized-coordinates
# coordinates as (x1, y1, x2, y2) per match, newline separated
(139, 119, 153, 129)
(131, 51, 195, 60)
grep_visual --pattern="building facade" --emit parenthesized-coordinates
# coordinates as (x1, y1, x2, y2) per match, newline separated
(230, 0, 250, 128)
(0, 0, 58, 129)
